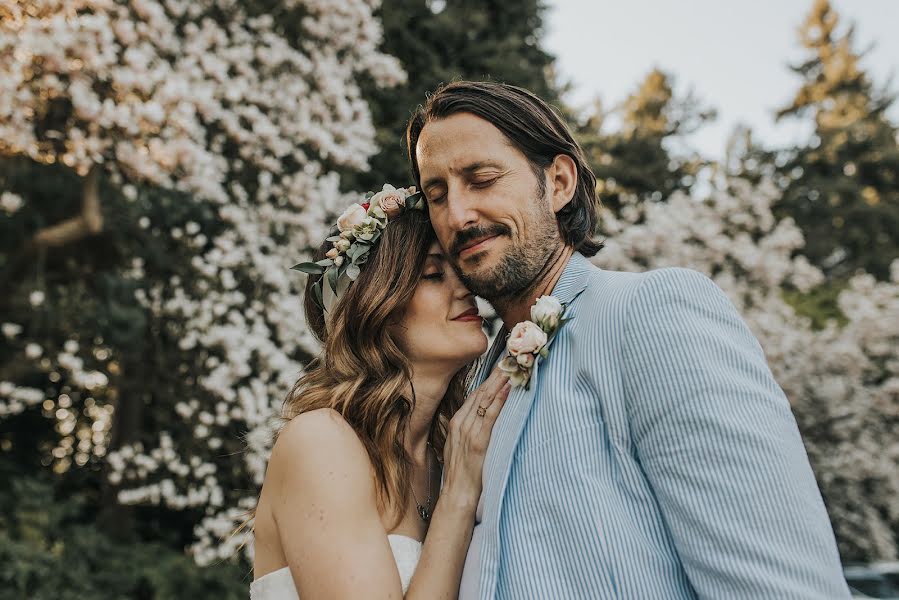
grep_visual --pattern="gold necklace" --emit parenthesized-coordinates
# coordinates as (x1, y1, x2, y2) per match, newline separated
(411, 442, 433, 522)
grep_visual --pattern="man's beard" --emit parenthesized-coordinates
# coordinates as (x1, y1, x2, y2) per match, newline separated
(449, 186, 559, 302)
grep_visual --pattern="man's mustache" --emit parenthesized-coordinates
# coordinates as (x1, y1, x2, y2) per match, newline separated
(450, 224, 511, 259)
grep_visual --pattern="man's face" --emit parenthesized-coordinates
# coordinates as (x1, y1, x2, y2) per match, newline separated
(415, 113, 561, 300)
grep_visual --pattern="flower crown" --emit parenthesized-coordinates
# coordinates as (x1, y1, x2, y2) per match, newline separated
(292, 184, 426, 315)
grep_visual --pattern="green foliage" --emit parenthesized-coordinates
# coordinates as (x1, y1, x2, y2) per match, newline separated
(781, 279, 849, 330)
(0, 155, 251, 582)
(346, 0, 560, 192)
(0, 474, 249, 600)
(771, 0, 899, 280)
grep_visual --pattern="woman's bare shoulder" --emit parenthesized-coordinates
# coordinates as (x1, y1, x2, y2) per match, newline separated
(266, 408, 375, 504)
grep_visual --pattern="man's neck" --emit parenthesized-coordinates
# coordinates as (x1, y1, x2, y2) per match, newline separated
(494, 245, 575, 330)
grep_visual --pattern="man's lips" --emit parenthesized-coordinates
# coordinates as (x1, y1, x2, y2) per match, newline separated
(452, 307, 481, 322)
(458, 235, 499, 258)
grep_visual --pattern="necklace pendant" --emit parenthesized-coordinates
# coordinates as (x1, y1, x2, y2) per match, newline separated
(417, 504, 431, 522)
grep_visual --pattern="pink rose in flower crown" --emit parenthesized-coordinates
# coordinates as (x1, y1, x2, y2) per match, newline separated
(379, 192, 407, 219)
(337, 203, 367, 233)
(507, 321, 547, 356)
(370, 184, 408, 220)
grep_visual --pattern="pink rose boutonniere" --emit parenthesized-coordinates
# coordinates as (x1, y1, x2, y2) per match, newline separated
(498, 295, 570, 390)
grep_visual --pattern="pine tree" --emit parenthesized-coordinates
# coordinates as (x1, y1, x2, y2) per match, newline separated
(577, 69, 714, 218)
(346, 0, 560, 192)
(775, 0, 899, 280)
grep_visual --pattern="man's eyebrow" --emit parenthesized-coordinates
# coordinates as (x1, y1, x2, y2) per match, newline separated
(461, 160, 504, 174)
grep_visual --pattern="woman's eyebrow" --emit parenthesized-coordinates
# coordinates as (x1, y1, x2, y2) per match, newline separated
(422, 176, 444, 192)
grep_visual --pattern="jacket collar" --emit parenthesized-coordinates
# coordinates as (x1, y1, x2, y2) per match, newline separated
(473, 251, 592, 386)
(550, 251, 592, 308)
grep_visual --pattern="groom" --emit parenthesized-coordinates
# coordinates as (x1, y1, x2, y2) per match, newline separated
(407, 81, 850, 599)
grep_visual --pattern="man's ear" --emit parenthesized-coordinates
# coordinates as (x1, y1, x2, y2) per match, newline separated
(548, 154, 578, 213)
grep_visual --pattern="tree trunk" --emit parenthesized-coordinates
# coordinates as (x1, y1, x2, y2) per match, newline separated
(0, 166, 104, 301)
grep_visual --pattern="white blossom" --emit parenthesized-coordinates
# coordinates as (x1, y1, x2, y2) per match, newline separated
(0, 191, 23, 214)
(2, 323, 23, 339)
(29, 291, 45, 307)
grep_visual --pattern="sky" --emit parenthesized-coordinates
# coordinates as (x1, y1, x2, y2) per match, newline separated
(544, 0, 899, 160)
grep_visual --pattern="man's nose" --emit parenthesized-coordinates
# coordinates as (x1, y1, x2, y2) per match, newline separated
(446, 186, 479, 232)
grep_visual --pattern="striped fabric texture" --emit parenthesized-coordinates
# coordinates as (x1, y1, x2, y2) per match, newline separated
(458, 253, 849, 599)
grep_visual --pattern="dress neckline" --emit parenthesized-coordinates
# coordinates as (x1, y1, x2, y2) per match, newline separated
(251, 534, 423, 586)
(386, 533, 423, 545)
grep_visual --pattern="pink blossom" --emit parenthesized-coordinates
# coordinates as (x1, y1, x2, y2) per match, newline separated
(507, 321, 547, 356)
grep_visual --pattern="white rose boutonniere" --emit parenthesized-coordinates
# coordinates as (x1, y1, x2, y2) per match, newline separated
(498, 295, 572, 390)
(507, 321, 547, 356)
(530, 295, 563, 331)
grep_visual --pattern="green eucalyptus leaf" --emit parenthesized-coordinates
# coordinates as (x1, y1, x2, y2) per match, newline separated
(316, 258, 334, 267)
(407, 192, 425, 210)
(346, 264, 361, 281)
(313, 280, 324, 308)
(326, 235, 342, 242)
(291, 262, 326, 274)
(327, 265, 338, 294)
(352, 243, 372, 263)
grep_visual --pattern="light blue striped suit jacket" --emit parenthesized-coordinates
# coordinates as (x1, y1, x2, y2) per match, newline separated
(459, 253, 849, 599)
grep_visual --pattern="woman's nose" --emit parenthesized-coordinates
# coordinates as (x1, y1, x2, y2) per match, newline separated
(446, 265, 472, 299)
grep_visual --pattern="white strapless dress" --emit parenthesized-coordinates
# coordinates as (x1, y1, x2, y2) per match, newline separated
(250, 534, 423, 599)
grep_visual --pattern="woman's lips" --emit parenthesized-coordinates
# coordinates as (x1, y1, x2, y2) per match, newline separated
(452, 308, 482, 322)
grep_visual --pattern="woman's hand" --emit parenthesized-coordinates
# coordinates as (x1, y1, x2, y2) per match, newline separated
(440, 366, 511, 512)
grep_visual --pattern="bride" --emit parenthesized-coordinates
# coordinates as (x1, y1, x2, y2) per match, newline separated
(251, 185, 510, 599)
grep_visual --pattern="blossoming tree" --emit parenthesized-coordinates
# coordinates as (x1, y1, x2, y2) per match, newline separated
(0, 0, 403, 566)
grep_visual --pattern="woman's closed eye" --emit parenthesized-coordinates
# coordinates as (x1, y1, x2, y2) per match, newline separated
(422, 271, 444, 281)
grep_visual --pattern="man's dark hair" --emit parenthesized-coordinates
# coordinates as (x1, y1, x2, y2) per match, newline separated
(406, 80, 602, 257)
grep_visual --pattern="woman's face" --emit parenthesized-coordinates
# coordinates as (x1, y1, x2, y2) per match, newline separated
(397, 242, 488, 371)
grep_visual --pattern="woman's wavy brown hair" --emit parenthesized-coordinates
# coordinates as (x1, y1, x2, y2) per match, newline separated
(281, 208, 473, 524)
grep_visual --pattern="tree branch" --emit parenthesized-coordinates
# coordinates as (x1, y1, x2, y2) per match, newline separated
(0, 166, 104, 293)
(33, 165, 104, 248)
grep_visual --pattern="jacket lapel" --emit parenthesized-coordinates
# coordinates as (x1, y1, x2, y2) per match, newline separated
(477, 253, 594, 597)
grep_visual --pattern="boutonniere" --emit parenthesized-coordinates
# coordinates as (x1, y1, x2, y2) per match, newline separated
(498, 295, 571, 390)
